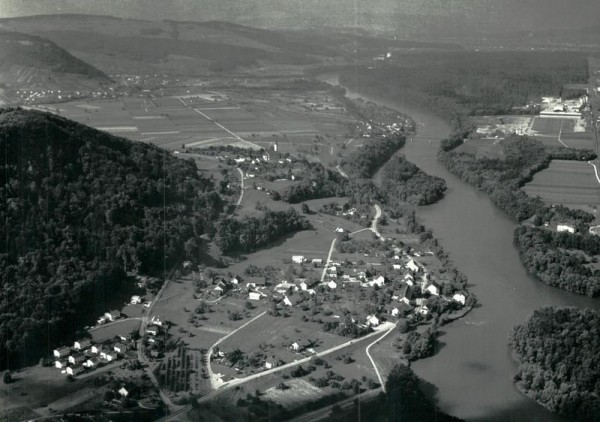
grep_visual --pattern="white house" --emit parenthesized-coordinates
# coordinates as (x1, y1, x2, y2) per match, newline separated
(104, 310, 121, 321)
(91, 345, 101, 354)
(407, 259, 419, 273)
(327, 280, 337, 289)
(66, 364, 85, 376)
(366, 315, 380, 326)
(265, 356, 278, 369)
(292, 255, 305, 264)
(104, 352, 118, 362)
(230, 277, 239, 285)
(113, 343, 127, 353)
(311, 258, 323, 265)
(146, 325, 160, 336)
(283, 296, 293, 307)
(425, 282, 440, 296)
(290, 342, 301, 351)
(118, 387, 129, 397)
(248, 292, 263, 301)
(53, 346, 71, 358)
(299, 282, 308, 291)
(453, 292, 467, 305)
(74, 339, 91, 351)
(55, 359, 67, 369)
(307, 289, 316, 295)
(334, 227, 345, 233)
(367, 275, 385, 287)
(130, 295, 142, 305)
(403, 274, 414, 286)
(392, 264, 402, 270)
(417, 305, 430, 316)
(557, 224, 575, 233)
(84, 358, 99, 368)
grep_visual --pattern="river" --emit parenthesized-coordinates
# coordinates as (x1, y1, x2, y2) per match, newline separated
(317, 72, 600, 421)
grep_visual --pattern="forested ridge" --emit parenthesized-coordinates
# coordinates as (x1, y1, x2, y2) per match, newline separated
(0, 108, 223, 367)
(340, 134, 406, 179)
(438, 135, 600, 296)
(510, 307, 600, 421)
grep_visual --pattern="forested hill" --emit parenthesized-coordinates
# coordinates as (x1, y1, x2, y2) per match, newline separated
(0, 108, 222, 368)
(510, 307, 600, 421)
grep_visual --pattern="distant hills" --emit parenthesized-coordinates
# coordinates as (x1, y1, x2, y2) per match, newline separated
(0, 108, 222, 368)
(0, 30, 111, 97)
(0, 14, 463, 76)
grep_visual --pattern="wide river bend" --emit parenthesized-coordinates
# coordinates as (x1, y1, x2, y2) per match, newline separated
(317, 72, 600, 421)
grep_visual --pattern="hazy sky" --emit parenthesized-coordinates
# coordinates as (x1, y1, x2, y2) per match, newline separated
(1, 0, 599, 36)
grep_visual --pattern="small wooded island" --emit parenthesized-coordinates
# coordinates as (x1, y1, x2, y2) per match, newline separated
(510, 307, 600, 421)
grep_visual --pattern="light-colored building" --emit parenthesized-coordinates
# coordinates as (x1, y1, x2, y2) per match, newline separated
(248, 292, 263, 301)
(292, 255, 305, 264)
(74, 339, 91, 350)
(557, 224, 575, 233)
(453, 292, 467, 305)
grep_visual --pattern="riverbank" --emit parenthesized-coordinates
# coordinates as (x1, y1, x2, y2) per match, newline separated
(316, 70, 600, 422)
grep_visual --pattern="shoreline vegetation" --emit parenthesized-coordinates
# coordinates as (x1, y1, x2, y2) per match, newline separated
(510, 307, 600, 422)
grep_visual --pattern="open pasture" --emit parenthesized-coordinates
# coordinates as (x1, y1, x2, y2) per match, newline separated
(523, 160, 600, 216)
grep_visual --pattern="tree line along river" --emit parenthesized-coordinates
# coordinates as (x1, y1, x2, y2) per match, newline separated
(316, 72, 600, 421)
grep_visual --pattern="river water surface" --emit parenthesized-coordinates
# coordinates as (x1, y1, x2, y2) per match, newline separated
(317, 72, 600, 421)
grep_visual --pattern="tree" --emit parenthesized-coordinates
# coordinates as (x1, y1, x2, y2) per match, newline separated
(3, 371, 12, 384)
(301, 203, 310, 214)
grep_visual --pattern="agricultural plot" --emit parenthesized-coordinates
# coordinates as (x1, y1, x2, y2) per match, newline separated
(154, 344, 209, 394)
(523, 160, 600, 218)
(262, 379, 324, 409)
(529, 117, 593, 149)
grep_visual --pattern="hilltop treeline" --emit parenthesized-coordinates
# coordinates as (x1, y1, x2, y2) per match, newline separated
(510, 307, 600, 421)
(339, 51, 588, 131)
(439, 134, 600, 296)
(381, 155, 447, 206)
(215, 208, 310, 253)
(0, 108, 223, 368)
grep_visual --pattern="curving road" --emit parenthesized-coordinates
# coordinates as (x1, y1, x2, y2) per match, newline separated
(364, 323, 396, 393)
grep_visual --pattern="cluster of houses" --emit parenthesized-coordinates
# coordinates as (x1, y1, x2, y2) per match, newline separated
(52, 335, 134, 377)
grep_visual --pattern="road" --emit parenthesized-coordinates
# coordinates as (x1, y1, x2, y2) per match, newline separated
(349, 204, 383, 241)
(588, 160, 600, 185)
(320, 238, 338, 282)
(335, 164, 348, 179)
(557, 120, 569, 147)
(158, 323, 395, 421)
(206, 311, 267, 389)
(137, 277, 179, 412)
(235, 167, 245, 207)
(364, 323, 396, 393)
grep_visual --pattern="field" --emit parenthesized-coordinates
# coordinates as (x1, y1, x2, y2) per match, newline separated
(34, 81, 357, 167)
(523, 160, 600, 218)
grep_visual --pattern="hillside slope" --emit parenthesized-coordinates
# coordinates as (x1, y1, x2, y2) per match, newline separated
(0, 108, 222, 368)
(0, 31, 111, 95)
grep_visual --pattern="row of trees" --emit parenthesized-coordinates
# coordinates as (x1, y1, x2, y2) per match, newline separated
(215, 208, 311, 253)
(510, 307, 600, 421)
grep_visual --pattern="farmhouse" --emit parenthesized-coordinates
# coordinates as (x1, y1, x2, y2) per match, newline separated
(74, 339, 91, 350)
(557, 224, 575, 233)
(113, 343, 127, 354)
(327, 280, 338, 289)
(311, 258, 323, 266)
(392, 264, 402, 270)
(366, 315, 380, 326)
(66, 364, 85, 376)
(104, 310, 121, 321)
(84, 358, 100, 368)
(248, 291, 264, 301)
(53, 346, 71, 359)
(394, 285, 413, 304)
(389, 302, 412, 317)
(265, 356, 278, 369)
(283, 296, 293, 307)
(146, 325, 160, 336)
(367, 275, 385, 287)
(245, 276, 266, 289)
(424, 282, 440, 296)
(407, 259, 419, 273)
(130, 295, 142, 304)
(55, 360, 67, 369)
(68, 353, 86, 365)
(453, 291, 467, 305)
(292, 255, 305, 264)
